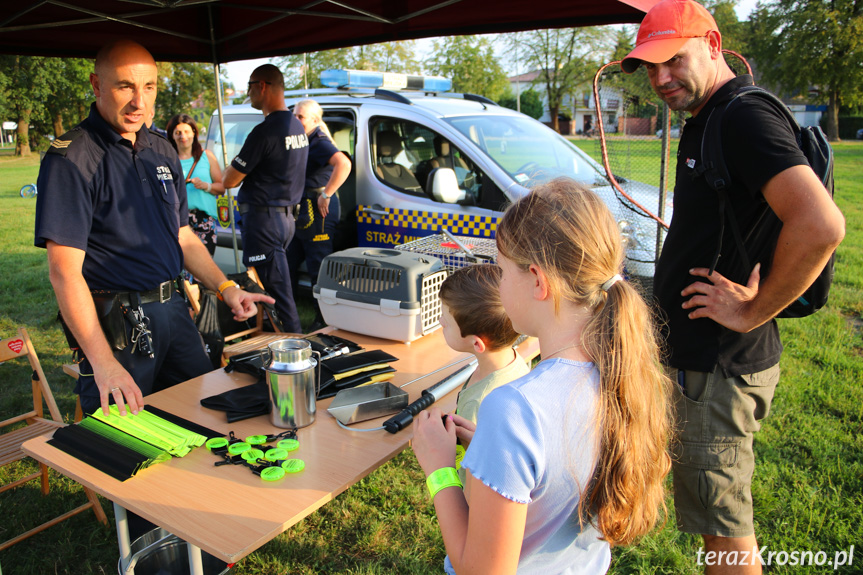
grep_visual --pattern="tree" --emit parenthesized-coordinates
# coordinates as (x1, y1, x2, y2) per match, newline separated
(749, 0, 863, 141)
(424, 36, 509, 101)
(706, 0, 751, 57)
(499, 88, 544, 119)
(0, 55, 54, 155)
(156, 62, 226, 129)
(43, 58, 93, 138)
(503, 27, 611, 133)
(603, 26, 663, 118)
(275, 41, 420, 89)
(0, 57, 226, 154)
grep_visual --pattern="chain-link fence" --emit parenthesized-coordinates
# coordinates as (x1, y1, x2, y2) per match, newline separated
(587, 64, 679, 297)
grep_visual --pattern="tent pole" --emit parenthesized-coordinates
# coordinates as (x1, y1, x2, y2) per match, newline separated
(209, 6, 241, 273)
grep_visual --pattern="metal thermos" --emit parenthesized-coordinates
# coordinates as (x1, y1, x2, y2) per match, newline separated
(265, 339, 319, 429)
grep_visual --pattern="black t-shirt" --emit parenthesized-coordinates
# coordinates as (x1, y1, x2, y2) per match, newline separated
(34, 103, 186, 292)
(654, 75, 809, 376)
(232, 109, 309, 206)
(305, 127, 338, 190)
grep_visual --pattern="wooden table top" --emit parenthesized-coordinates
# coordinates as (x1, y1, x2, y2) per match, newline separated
(23, 328, 538, 564)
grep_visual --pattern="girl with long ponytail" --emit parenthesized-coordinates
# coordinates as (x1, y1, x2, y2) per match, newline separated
(412, 178, 672, 574)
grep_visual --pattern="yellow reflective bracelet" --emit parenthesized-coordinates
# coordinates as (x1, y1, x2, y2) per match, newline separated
(426, 467, 462, 499)
(454, 444, 466, 471)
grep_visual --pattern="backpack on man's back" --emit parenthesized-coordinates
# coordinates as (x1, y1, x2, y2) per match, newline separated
(696, 85, 835, 318)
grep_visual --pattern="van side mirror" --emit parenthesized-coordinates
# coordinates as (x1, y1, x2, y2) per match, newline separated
(427, 168, 464, 204)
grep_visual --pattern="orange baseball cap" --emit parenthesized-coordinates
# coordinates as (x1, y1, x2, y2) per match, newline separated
(621, 0, 719, 74)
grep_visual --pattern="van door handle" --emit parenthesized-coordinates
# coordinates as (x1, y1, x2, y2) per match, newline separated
(362, 207, 388, 218)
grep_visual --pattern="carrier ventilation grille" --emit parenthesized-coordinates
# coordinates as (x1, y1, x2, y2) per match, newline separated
(326, 260, 402, 293)
(420, 271, 447, 334)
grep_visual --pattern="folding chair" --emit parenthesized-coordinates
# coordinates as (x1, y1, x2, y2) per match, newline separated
(183, 279, 202, 317)
(0, 327, 108, 551)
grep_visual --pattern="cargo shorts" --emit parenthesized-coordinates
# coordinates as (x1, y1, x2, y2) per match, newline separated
(670, 364, 779, 537)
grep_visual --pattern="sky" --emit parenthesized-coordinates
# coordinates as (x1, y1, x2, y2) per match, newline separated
(222, 0, 760, 88)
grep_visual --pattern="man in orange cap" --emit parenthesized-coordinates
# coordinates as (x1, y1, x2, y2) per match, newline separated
(623, 1, 844, 573)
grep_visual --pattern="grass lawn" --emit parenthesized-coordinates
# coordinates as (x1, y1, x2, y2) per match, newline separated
(1, 141, 862, 574)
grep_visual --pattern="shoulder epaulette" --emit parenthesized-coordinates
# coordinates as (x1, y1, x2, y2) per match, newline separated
(46, 128, 86, 157)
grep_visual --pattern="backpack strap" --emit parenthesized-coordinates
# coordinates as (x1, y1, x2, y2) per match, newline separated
(695, 101, 733, 275)
(696, 85, 798, 277)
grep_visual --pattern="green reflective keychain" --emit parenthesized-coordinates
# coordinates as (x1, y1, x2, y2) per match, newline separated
(205, 437, 228, 451)
(260, 466, 285, 481)
(281, 459, 305, 473)
(227, 442, 251, 456)
(241, 448, 265, 462)
(245, 435, 267, 446)
(264, 448, 289, 462)
(277, 439, 299, 452)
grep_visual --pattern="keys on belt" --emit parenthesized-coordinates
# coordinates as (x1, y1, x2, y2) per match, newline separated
(127, 306, 154, 359)
(92, 279, 176, 358)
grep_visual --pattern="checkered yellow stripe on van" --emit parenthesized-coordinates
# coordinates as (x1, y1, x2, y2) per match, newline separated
(357, 206, 496, 237)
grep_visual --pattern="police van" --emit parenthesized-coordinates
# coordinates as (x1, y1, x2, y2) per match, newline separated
(205, 70, 671, 287)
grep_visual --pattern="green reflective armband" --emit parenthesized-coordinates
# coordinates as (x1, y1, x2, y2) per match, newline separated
(426, 467, 462, 499)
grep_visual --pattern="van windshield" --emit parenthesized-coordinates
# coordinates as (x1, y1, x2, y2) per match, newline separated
(444, 115, 609, 188)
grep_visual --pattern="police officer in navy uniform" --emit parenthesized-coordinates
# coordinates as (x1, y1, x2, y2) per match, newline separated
(35, 40, 273, 418)
(288, 99, 352, 331)
(223, 64, 308, 333)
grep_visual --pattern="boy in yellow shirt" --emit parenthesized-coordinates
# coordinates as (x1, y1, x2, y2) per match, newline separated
(438, 264, 530, 482)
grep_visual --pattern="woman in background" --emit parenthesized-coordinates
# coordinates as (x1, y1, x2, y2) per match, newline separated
(167, 113, 225, 256)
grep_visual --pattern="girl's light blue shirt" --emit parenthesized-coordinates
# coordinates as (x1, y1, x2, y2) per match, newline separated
(447, 358, 610, 574)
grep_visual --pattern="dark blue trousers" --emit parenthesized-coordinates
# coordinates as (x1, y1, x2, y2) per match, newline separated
(76, 291, 212, 415)
(240, 208, 302, 333)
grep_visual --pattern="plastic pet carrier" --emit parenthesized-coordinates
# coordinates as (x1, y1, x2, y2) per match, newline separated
(313, 248, 447, 342)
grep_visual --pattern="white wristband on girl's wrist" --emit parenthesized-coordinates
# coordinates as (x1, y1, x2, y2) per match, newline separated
(206, 182, 212, 193)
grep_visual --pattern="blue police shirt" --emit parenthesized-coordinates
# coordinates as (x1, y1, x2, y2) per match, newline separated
(305, 126, 338, 190)
(35, 103, 187, 292)
(231, 109, 309, 206)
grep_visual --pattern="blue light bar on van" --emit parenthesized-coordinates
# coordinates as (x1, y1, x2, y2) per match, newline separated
(320, 69, 452, 92)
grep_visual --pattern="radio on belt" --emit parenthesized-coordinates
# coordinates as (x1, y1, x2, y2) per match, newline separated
(313, 248, 448, 343)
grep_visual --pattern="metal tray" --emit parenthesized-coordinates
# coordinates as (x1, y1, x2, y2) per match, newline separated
(327, 382, 409, 425)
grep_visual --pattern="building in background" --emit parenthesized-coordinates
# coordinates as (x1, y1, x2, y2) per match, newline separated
(507, 70, 624, 135)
